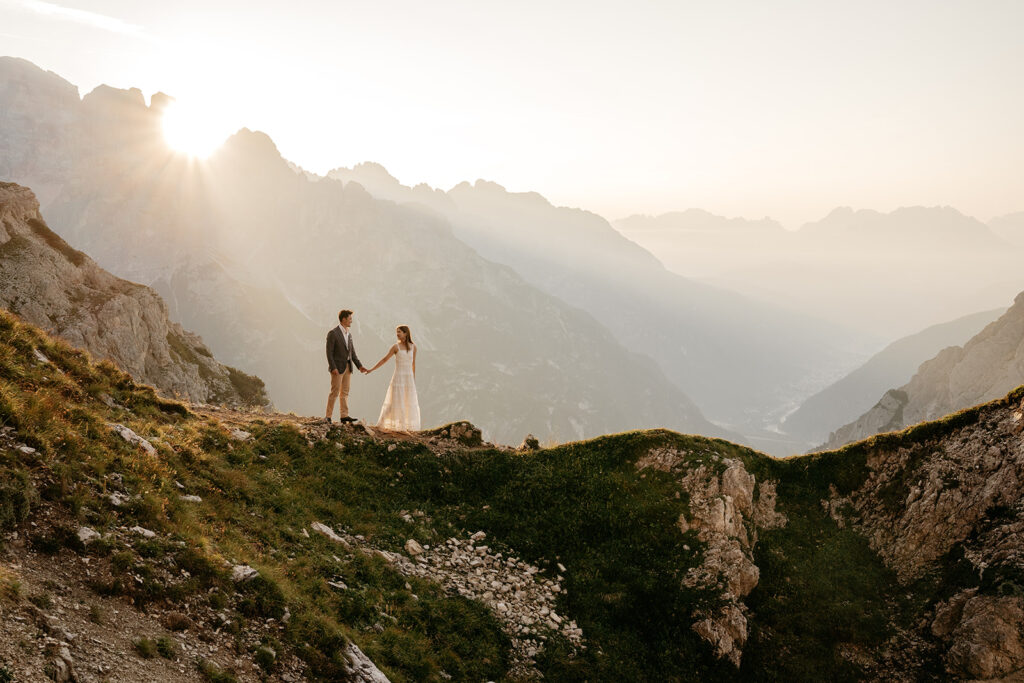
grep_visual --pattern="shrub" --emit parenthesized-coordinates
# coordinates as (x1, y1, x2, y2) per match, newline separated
(157, 636, 178, 659)
(197, 658, 238, 683)
(0, 471, 35, 533)
(134, 637, 157, 659)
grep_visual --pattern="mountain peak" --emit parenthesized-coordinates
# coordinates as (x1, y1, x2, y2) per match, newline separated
(81, 84, 147, 111)
(213, 128, 290, 173)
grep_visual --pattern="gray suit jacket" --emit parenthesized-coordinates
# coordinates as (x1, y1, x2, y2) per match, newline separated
(326, 326, 362, 373)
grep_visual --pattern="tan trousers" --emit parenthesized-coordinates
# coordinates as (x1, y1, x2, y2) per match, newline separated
(326, 366, 352, 419)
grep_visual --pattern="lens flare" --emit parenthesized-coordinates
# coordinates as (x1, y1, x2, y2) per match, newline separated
(162, 101, 229, 158)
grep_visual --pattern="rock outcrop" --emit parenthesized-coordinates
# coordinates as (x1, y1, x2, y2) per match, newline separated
(826, 389, 1024, 676)
(821, 291, 1024, 450)
(637, 448, 786, 667)
(0, 182, 269, 408)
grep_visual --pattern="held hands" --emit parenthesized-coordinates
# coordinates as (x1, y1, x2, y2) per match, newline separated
(360, 367, 370, 374)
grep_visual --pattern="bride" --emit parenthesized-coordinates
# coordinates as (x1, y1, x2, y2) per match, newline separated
(367, 325, 420, 431)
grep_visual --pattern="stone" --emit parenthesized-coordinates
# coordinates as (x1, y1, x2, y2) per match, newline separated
(230, 428, 252, 441)
(107, 423, 157, 457)
(179, 494, 202, 503)
(405, 539, 424, 556)
(342, 641, 391, 682)
(692, 604, 747, 668)
(77, 526, 101, 544)
(519, 434, 540, 451)
(130, 525, 156, 538)
(311, 522, 351, 548)
(108, 492, 130, 507)
(945, 595, 1024, 679)
(231, 564, 259, 582)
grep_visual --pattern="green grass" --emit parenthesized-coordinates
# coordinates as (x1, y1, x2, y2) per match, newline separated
(3, 306, 1021, 681)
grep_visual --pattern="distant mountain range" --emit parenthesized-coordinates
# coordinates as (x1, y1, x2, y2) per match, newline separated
(0, 181, 268, 408)
(616, 208, 1024, 340)
(819, 290, 1024, 450)
(782, 307, 1005, 448)
(327, 164, 869, 448)
(0, 56, 725, 445)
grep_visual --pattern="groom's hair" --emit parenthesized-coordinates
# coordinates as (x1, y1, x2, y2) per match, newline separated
(338, 309, 353, 323)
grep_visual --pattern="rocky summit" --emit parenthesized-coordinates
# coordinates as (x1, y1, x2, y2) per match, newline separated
(1, 311, 1024, 680)
(0, 182, 269, 409)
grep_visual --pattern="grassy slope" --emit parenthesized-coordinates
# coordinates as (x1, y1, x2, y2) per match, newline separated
(5, 307, 1017, 681)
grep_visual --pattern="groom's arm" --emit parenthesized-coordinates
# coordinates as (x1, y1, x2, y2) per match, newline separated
(326, 331, 338, 372)
(351, 338, 364, 371)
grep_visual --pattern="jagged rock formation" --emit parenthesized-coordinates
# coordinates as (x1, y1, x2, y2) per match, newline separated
(821, 291, 1024, 450)
(826, 390, 1024, 678)
(636, 448, 786, 667)
(0, 182, 269, 408)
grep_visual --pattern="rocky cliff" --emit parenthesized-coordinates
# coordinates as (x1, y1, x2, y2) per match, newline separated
(821, 290, 1024, 450)
(822, 387, 1024, 679)
(0, 182, 269, 408)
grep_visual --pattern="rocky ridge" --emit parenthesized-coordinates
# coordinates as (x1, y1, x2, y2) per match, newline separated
(821, 291, 1024, 450)
(0, 182, 269, 409)
(826, 389, 1024, 678)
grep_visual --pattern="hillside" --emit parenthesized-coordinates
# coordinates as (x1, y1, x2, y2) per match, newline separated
(0, 56, 722, 446)
(821, 290, 1024, 450)
(0, 182, 268, 409)
(783, 308, 1004, 448)
(2, 312, 1024, 681)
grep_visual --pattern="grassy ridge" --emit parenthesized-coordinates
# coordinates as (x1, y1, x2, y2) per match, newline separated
(0, 309, 742, 680)
(7, 306, 1005, 680)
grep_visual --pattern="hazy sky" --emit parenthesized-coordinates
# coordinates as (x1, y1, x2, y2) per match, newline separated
(1, 0, 1022, 226)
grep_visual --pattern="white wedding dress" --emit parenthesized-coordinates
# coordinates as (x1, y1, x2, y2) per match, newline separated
(377, 345, 420, 431)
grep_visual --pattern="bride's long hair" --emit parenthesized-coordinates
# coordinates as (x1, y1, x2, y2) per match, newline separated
(397, 325, 413, 350)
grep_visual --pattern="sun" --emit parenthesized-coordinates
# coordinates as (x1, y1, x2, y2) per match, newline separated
(162, 101, 230, 158)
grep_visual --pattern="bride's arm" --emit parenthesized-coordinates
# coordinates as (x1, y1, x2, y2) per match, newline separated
(367, 344, 397, 373)
(412, 344, 417, 377)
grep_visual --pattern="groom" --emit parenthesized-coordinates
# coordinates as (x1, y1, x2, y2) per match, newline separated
(325, 309, 368, 423)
